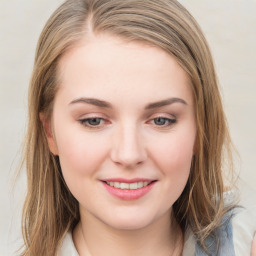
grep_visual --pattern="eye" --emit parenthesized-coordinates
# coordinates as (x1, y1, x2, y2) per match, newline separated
(79, 117, 106, 127)
(151, 117, 176, 127)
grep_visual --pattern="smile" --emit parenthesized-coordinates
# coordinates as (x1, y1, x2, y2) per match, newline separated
(105, 181, 151, 190)
(101, 179, 157, 200)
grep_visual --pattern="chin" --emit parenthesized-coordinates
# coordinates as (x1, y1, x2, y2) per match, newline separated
(100, 209, 163, 231)
(106, 218, 153, 231)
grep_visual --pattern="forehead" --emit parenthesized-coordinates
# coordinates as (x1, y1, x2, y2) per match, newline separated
(56, 34, 193, 106)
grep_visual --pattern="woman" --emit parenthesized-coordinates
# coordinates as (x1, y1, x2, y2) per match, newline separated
(21, 0, 256, 255)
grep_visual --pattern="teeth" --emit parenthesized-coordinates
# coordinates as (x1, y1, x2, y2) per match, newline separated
(143, 181, 148, 187)
(129, 183, 137, 189)
(114, 182, 120, 188)
(138, 182, 144, 188)
(120, 183, 129, 189)
(106, 181, 151, 190)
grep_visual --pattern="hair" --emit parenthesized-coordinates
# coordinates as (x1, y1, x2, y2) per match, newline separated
(21, 0, 236, 255)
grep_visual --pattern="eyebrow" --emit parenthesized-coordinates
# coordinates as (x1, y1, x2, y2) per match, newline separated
(69, 98, 112, 108)
(69, 97, 187, 109)
(145, 97, 187, 109)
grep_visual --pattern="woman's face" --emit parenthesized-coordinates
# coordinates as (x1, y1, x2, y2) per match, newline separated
(47, 34, 196, 230)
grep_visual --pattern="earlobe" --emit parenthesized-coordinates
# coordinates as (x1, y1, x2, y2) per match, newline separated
(39, 113, 59, 155)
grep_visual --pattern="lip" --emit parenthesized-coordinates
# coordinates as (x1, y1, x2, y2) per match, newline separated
(101, 179, 157, 200)
(103, 178, 154, 183)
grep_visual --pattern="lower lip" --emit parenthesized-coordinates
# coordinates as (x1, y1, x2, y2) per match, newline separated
(102, 182, 156, 200)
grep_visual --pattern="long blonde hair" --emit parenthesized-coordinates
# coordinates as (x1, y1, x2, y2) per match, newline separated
(21, 0, 235, 255)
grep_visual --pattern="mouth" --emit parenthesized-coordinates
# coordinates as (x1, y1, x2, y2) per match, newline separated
(101, 179, 157, 200)
(102, 180, 156, 190)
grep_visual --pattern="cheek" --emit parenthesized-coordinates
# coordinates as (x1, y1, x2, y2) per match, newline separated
(56, 130, 110, 203)
(145, 129, 195, 210)
(152, 133, 194, 169)
(149, 128, 195, 188)
(55, 124, 109, 178)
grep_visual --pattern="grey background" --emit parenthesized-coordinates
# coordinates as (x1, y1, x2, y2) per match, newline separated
(0, 0, 255, 255)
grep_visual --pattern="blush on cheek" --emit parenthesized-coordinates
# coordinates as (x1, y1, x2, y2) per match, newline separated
(57, 136, 110, 183)
(155, 137, 194, 169)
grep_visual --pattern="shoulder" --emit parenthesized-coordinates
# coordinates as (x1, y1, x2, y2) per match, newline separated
(183, 186, 256, 256)
(232, 185, 256, 255)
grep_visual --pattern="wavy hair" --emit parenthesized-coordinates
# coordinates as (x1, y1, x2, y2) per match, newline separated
(21, 0, 235, 255)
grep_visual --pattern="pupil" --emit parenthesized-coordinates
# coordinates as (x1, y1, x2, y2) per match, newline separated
(89, 118, 101, 125)
(154, 118, 166, 125)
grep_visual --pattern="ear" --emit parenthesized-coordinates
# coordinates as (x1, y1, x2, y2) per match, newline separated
(39, 113, 59, 155)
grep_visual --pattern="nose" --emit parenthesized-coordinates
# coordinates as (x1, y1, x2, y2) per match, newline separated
(110, 123, 147, 168)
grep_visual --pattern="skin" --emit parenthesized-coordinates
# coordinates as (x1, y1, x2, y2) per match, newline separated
(252, 235, 256, 256)
(45, 34, 197, 256)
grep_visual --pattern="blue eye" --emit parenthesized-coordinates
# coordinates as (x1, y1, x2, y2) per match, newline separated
(79, 117, 104, 127)
(153, 117, 176, 126)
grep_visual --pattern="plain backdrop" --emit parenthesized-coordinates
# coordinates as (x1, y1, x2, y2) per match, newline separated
(0, 0, 255, 255)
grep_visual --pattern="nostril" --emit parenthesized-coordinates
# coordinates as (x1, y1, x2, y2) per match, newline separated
(110, 132, 147, 167)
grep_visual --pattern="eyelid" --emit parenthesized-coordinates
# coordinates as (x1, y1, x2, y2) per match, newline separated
(148, 113, 177, 120)
(77, 112, 107, 119)
(78, 114, 110, 129)
(77, 112, 177, 130)
(149, 116, 176, 123)
(147, 114, 177, 128)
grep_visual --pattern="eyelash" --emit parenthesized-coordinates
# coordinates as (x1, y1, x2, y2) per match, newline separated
(149, 117, 177, 127)
(79, 117, 107, 128)
(78, 116, 177, 129)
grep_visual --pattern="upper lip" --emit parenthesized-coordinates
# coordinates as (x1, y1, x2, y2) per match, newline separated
(102, 178, 156, 183)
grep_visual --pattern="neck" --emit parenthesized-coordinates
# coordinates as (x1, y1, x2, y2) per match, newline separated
(73, 209, 183, 256)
